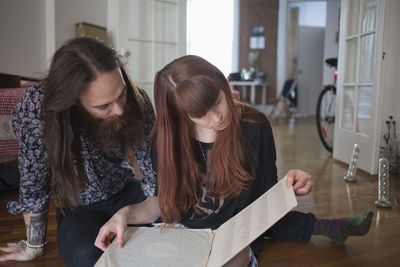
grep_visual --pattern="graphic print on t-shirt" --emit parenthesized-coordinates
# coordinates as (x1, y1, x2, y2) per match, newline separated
(191, 186, 225, 220)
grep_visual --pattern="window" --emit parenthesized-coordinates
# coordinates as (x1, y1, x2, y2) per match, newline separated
(186, 0, 236, 76)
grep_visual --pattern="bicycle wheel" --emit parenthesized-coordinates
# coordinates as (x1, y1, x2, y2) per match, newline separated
(316, 85, 336, 152)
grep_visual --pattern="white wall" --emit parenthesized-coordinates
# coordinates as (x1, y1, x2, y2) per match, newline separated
(289, 1, 327, 27)
(322, 0, 340, 85)
(0, 0, 48, 78)
(55, 0, 107, 49)
(277, 0, 288, 95)
(0, 0, 108, 79)
(231, 0, 240, 73)
(380, 0, 400, 145)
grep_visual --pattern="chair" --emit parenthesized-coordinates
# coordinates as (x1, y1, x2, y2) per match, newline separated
(227, 72, 241, 101)
(268, 79, 297, 122)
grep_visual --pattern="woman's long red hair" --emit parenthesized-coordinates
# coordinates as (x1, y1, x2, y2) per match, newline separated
(153, 55, 254, 223)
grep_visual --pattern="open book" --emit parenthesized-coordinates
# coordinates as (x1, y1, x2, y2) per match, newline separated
(95, 176, 297, 267)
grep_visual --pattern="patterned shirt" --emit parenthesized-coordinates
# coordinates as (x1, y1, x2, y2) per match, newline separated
(7, 83, 156, 214)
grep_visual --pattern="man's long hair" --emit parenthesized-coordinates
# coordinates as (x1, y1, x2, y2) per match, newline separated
(42, 37, 145, 209)
(153, 55, 260, 223)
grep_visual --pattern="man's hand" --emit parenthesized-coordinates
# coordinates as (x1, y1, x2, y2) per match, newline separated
(0, 210, 48, 262)
(95, 206, 129, 251)
(0, 241, 44, 261)
(95, 196, 161, 251)
(286, 169, 313, 196)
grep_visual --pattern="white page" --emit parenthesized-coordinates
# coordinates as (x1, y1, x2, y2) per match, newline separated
(95, 176, 297, 267)
(207, 176, 297, 267)
(95, 227, 214, 267)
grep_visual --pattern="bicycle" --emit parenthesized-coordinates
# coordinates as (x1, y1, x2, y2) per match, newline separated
(316, 58, 337, 153)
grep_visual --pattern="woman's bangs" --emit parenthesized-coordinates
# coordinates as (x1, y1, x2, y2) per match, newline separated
(176, 76, 220, 118)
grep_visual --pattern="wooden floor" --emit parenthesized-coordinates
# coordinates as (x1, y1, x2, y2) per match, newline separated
(259, 118, 400, 267)
(0, 117, 399, 267)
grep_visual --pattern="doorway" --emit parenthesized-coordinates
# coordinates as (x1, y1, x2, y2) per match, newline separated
(284, 0, 340, 117)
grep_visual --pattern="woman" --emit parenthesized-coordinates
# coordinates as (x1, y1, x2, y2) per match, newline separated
(95, 55, 373, 266)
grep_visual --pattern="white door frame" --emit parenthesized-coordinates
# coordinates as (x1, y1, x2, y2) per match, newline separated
(334, 0, 385, 174)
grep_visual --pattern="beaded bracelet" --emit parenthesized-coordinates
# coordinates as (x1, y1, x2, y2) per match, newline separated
(20, 240, 47, 249)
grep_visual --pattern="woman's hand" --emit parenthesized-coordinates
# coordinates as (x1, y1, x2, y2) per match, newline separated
(0, 241, 44, 261)
(95, 206, 130, 251)
(286, 169, 313, 196)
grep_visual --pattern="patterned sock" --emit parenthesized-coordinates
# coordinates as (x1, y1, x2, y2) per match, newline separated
(313, 210, 373, 244)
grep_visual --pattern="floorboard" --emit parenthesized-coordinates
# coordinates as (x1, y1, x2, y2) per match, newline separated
(1, 117, 399, 266)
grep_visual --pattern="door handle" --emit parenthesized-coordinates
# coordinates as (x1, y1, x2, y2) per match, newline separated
(120, 48, 131, 57)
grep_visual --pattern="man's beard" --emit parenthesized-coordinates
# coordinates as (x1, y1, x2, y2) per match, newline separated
(77, 99, 144, 154)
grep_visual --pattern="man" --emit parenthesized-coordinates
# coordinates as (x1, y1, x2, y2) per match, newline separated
(0, 37, 159, 266)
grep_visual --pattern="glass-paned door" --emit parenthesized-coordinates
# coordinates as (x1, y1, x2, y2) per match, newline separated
(334, 0, 384, 174)
(108, 0, 186, 102)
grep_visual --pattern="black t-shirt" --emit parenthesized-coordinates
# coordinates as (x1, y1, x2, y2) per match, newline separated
(179, 117, 278, 230)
